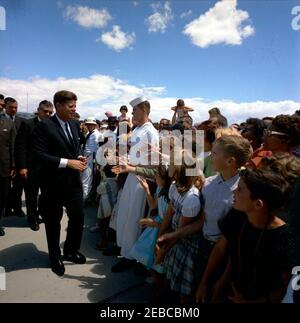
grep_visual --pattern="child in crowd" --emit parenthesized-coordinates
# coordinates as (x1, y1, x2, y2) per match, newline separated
(157, 150, 205, 303)
(196, 168, 300, 303)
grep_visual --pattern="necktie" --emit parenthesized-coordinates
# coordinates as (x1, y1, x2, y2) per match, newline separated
(10, 115, 13, 120)
(65, 122, 75, 147)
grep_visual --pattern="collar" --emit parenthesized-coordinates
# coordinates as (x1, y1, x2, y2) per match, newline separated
(217, 173, 240, 187)
(55, 113, 68, 129)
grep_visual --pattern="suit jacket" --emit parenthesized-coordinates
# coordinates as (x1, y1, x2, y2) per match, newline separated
(32, 115, 82, 191)
(0, 115, 16, 177)
(14, 115, 26, 133)
(15, 117, 39, 171)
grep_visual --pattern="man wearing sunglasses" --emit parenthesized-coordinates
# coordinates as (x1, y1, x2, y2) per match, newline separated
(15, 100, 54, 231)
(262, 115, 300, 155)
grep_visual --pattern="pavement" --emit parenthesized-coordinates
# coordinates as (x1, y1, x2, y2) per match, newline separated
(0, 206, 153, 303)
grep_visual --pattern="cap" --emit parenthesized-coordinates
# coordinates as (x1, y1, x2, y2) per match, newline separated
(129, 96, 148, 108)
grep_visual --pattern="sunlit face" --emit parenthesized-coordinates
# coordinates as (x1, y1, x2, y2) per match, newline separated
(0, 98, 4, 112)
(38, 105, 54, 120)
(262, 126, 289, 153)
(56, 100, 77, 122)
(132, 105, 144, 124)
(210, 142, 231, 172)
(233, 177, 260, 214)
(5, 101, 18, 117)
(86, 124, 97, 132)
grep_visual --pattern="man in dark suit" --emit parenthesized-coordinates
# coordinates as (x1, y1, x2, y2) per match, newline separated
(15, 100, 54, 231)
(32, 90, 87, 276)
(4, 97, 27, 218)
(0, 102, 16, 236)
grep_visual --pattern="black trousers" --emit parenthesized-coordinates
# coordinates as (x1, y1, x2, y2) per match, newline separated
(23, 170, 40, 224)
(7, 174, 24, 212)
(0, 176, 10, 220)
(41, 184, 85, 260)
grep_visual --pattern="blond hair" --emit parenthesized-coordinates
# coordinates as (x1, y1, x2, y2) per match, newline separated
(214, 135, 253, 168)
(215, 127, 242, 139)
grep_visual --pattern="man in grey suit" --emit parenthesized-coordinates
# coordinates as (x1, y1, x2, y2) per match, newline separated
(3, 97, 26, 218)
(0, 94, 16, 236)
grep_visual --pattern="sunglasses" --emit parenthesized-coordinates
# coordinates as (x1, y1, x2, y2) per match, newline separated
(263, 129, 288, 137)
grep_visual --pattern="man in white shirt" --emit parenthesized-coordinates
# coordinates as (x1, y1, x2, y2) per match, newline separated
(81, 117, 100, 201)
(112, 96, 159, 272)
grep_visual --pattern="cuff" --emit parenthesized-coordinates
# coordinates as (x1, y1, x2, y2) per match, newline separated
(59, 158, 68, 168)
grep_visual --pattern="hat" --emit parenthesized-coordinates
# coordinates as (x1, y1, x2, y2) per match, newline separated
(130, 96, 148, 108)
(100, 124, 108, 129)
(105, 111, 114, 117)
(85, 117, 97, 125)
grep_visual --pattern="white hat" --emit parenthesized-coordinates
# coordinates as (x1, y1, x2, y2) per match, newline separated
(130, 96, 148, 108)
(85, 117, 97, 125)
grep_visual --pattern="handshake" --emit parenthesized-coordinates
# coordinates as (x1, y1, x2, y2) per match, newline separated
(67, 156, 88, 172)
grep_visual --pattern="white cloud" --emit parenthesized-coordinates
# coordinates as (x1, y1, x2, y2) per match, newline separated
(65, 5, 112, 29)
(146, 1, 173, 33)
(180, 10, 192, 19)
(0, 75, 298, 124)
(132, 1, 139, 6)
(183, 0, 255, 48)
(99, 25, 136, 52)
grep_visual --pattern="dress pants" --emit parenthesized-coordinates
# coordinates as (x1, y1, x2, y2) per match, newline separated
(41, 184, 85, 260)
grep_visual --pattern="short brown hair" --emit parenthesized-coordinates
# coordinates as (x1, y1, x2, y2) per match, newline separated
(137, 101, 150, 115)
(38, 100, 53, 109)
(215, 135, 253, 168)
(53, 91, 77, 107)
(4, 97, 17, 106)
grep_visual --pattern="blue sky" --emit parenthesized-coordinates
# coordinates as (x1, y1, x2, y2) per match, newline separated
(0, 0, 299, 122)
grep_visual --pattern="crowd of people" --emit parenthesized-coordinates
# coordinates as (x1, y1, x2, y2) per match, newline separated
(0, 91, 300, 303)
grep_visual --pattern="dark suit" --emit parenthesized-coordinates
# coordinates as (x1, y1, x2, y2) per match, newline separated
(6, 115, 27, 213)
(0, 115, 16, 219)
(15, 117, 41, 223)
(32, 115, 84, 260)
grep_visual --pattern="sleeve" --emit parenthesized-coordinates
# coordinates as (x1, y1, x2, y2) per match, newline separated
(14, 120, 29, 169)
(32, 121, 61, 168)
(135, 166, 158, 179)
(181, 193, 201, 218)
(219, 208, 244, 241)
(10, 122, 16, 169)
(168, 182, 176, 201)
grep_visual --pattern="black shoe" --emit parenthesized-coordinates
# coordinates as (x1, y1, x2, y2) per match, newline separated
(0, 227, 5, 236)
(103, 245, 121, 256)
(14, 209, 26, 217)
(63, 251, 86, 264)
(29, 222, 40, 231)
(50, 258, 65, 277)
(37, 217, 44, 224)
(3, 209, 14, 217)
(111, 258, 136, 273)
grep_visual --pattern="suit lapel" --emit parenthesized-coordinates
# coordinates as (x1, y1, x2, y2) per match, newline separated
(69, 121, 79, 152)
(51, 115, 76, 155)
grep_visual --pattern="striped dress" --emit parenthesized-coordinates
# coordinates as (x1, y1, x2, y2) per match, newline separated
(164, 183, 202, 296)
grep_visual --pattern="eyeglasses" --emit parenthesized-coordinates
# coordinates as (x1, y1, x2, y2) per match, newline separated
(263, 129, 288, 137)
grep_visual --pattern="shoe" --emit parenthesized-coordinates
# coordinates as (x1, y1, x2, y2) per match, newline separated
(3, 209, 14, 217)
(29, 222, 40, 231)
(63, 251, 86, 264)
(14, 209, 26, 217)
(0, 227, 5, 236)
(50, 258, 65, 277)
(103, 245, 121, 256)
(111, 258, 136, 273)
(89, 224, 100, 233)
(37, 217, 44, 224)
